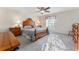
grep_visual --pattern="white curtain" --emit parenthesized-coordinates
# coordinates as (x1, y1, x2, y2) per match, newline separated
(46, 16, 56, 33)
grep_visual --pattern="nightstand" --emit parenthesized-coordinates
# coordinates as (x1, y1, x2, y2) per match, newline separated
(9, 27, 21, 36)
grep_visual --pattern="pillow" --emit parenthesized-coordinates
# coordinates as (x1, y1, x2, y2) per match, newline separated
(24, 26, 32, 29)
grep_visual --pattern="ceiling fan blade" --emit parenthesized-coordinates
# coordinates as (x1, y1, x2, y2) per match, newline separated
(44, 7, 50, 10)
(37, 7, 41, 9)
(37, 7, 42, 11)
(36, 7, 50, 14)
(37, 7, 49, 11)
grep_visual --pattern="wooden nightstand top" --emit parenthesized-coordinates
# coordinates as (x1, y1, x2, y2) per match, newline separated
(9, 26, 21, 36)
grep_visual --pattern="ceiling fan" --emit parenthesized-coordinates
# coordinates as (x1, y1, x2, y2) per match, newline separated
(36, 7, 50, 14)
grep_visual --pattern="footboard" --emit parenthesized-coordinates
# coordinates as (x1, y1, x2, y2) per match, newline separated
(35, 28, 49, 40)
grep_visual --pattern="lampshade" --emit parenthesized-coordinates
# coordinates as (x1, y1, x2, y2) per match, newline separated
(35, 20, 41, 26)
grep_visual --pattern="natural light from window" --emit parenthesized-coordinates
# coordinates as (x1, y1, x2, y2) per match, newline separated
(46, 16, 56, 33)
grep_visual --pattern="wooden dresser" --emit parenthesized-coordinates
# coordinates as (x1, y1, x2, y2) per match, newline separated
(72, 23, 79, 50)
(9, 26, 21, 36)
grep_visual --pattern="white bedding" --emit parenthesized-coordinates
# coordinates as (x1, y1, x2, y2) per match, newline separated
(22, 27, 47, 41)
(22, 28, 36, 41)
(23, 27, 47, 32)
(35, 27, 47, 32)
(23, 28, 35, 32)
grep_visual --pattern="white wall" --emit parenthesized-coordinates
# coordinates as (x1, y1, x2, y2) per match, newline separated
(55, 9, 79, 34)
(1, 7, 79, 34)
(0, 8, 41, 32)
(39, 9, 79, 34)
(0, 8, 28, 32)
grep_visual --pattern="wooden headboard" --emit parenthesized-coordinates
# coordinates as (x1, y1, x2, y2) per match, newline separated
(23, 18, 34, 27)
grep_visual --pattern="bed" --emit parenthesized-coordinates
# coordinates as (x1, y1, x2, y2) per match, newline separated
(0, 31, 20, 51)
(22, 18, 49, 41)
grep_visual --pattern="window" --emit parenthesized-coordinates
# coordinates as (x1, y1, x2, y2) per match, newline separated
(46, 16, 56, 33)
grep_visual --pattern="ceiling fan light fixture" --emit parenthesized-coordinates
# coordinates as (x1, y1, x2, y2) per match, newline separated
(40, 11, 45, 13)
(36, 7, 51, 15)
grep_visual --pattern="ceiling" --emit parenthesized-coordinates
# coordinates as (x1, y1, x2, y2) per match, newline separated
(8, 7, 79, 16)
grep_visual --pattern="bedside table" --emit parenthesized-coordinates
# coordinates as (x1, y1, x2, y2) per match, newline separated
(9, 27, 21, 36)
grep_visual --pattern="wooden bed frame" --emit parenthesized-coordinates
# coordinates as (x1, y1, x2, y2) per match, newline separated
(23, 18, 49, 41)
(35, 28, 49, 40)
(23, 18, 34, 27)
